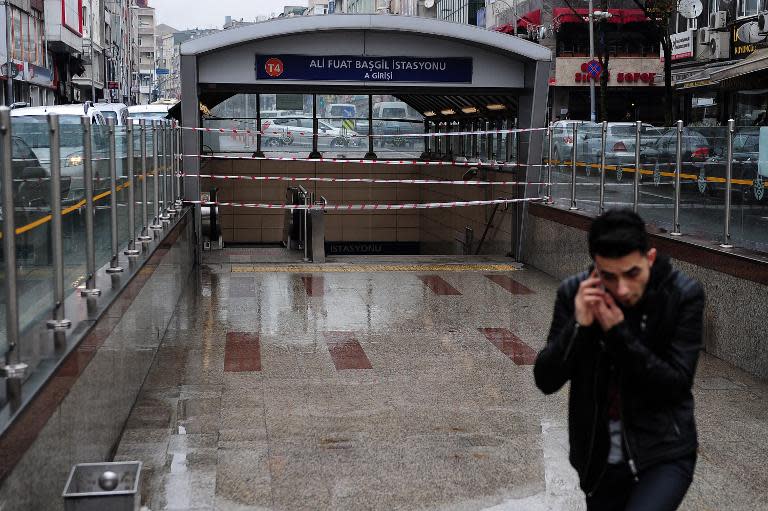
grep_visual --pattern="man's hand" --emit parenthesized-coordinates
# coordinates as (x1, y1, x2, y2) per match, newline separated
(594, 292, 625, 331)
(574, 272, 606, 327)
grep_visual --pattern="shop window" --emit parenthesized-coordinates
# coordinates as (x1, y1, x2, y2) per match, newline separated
(738, 0, 760, 18)
(734, 89, 768, 126)
(690, 93, 720, 127)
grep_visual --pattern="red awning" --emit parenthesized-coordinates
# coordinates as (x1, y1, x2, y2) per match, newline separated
(552, 8, 648, 24)
(516, 9, 541, 29)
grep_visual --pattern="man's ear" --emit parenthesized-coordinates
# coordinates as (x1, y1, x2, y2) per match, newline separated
(647, 247, 657, 266)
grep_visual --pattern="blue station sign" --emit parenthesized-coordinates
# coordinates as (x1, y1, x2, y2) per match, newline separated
(256, 55, 473, 83)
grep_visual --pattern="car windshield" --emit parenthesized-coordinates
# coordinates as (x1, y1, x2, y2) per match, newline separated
(381, 108, 407, 119)
(100, 111, 118, 121)
(610, 126, 636, 137)
(13, 115, 84, 148)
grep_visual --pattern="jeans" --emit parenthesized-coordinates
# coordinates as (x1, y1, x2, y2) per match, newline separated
(586, 454, 696, 511)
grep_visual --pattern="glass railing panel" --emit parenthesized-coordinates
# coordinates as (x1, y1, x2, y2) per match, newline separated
(115, 126, 131, 251)
(91, 124, 113, 270)
(728, 126, 768, 251)
(637, 126, 676, 231)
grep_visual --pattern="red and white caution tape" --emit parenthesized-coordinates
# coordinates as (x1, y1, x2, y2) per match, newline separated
(185, 154, 546, 168)
(179, 125, 546, 139)
(182, 173, 546, 186)
(185, 197, 545, 210)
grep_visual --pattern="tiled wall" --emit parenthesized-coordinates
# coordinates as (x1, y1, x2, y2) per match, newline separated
(202, 160, 518, 253)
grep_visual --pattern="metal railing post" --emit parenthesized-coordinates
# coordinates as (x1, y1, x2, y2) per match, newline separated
(169, 121, 176, 210)
(165, 121, 176, 217)
(633, 120, 641, 213)
(546, 122, 554, 202)
(175, 124, 183, 209)
(721, 119, 735, 248)
(599, 120, 607, 214)
(106, 119, 123, 272)
(671, 120, 683, 236)
(46, 114, 72, 331)
(485, 121, 493, 162)
(80, 116, 101, 297)
(137, 119, 152, 241)
(496, 121, 503, 161)
(570, 123, 578, 210)
(149, 120, 163, 230)
(124, 122, 140, 256)
(0, 107, 28, 393)
(159, 121, 171, 221)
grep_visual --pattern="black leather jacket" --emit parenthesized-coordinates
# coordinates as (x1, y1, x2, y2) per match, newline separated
(534, 256, 705, 495)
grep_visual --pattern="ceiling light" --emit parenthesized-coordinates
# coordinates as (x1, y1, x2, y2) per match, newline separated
(424, 111, 436, 117)
(440, 108, 456, 115)
(461, 106, 478, 114)
(486, 104, 507, 111)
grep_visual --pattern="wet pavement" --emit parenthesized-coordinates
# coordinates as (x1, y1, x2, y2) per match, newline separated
(115, 249, 768, 511)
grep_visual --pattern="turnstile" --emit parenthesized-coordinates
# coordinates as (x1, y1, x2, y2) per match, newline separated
(283, 186, 326, 262)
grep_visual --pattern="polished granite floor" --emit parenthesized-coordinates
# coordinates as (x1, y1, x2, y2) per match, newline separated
(115, 249, 768, 511)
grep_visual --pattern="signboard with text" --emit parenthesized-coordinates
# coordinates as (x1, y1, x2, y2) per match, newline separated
(555, 58, 662, 87)
(731, 18, 765, 59)
(255, 55, 473, 83)
(662, 30, 694, 62)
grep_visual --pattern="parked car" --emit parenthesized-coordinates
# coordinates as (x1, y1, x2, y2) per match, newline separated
(550, 120, 595, 163)
(576, 122, 660, 181)
(127, 103, 171, 123)
(700, 128, 764, 202)
(94, 102, 129, 125)
(11, 104, 109, 205)
(642, 127, 716, 191)
(372, 101, 421, 148)
(262, 118, 361, 148)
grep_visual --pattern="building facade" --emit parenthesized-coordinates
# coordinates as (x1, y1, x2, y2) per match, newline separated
(135, 4, 155, 104)
(668, 0, 768, 127)
(0, 0, 55, 106)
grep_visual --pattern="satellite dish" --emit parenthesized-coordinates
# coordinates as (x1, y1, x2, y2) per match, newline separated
(737, 21, 765, 43)
(424, 0, 435, 8)
(678, 0, 703, 19)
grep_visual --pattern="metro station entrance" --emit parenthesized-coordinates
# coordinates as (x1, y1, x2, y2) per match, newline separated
(180, 15, 551, 259)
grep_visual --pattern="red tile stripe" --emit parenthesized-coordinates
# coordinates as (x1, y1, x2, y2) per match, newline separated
(418, 275, 461, 295)
(485, 275, 534, 295)
(324, 332, 372, 370)
(479, 328, 537, 366)
(224, 332, 262, 372)
(301, 275, 325, 297)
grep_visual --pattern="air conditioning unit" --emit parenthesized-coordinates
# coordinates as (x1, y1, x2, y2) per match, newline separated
(697, 27, 711, 45)
(710, 11, 727, 30)
(708, 32, 730, 59)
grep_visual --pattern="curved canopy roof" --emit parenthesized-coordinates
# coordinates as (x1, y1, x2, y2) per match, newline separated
(181, 14, 551, 63)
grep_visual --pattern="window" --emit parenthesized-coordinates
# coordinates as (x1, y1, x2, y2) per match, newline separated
(63, 0, 82, 34)
(12, 10, 22, 61)
(739, 0, 760, 18)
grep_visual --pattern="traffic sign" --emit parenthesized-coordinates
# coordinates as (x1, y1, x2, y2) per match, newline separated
(587, 60, 602, 79)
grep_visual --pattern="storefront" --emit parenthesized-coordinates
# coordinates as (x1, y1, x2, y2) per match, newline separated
(550, 57, 666, 122)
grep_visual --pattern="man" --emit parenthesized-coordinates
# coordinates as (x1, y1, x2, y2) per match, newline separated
(534, 209, 705, 510)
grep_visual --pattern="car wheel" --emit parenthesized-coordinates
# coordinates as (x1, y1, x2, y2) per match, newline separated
(753, 174, 765, 202)
(697, 168, 707, 194)
(266, 137, 281, 147)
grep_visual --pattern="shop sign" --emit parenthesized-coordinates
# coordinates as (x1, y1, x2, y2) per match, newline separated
(26, 63, 53, 88)
(731, 17, 767, 59)
(662, 30, 694, 62)
(255, 55, 473, 83)
(556, 58, 661, 86)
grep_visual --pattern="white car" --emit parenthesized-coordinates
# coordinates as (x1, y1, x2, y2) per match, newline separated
(262, 117, 361, 147)
(11, 104, 109, 204)
(94, 102, 129, 126)
(127, 104, 172, 123)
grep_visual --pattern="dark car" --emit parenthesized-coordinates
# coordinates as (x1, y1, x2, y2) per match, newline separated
(642, 127, 715, 191)
(700, 129, 763, 202)
(3, 137, 70, 265)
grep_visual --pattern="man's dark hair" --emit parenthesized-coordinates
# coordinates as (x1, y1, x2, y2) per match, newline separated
(588, 209, 649, 258)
